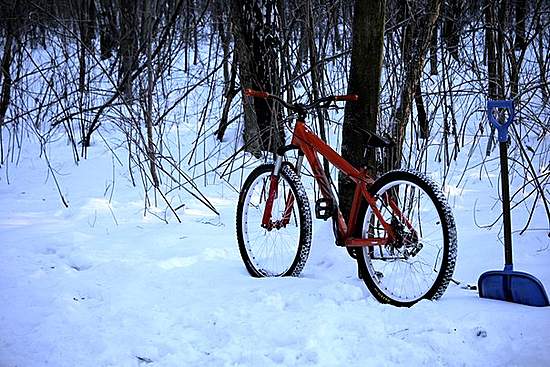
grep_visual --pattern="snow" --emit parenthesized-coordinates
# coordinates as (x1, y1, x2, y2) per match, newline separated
(1, 122, 550, 367)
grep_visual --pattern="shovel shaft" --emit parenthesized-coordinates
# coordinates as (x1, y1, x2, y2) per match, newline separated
(499, 141, 513, 266)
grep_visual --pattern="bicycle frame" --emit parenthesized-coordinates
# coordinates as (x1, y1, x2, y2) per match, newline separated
(262, 118, 415, 248)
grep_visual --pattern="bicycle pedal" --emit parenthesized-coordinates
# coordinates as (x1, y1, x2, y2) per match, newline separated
(315, 198, 334, 220)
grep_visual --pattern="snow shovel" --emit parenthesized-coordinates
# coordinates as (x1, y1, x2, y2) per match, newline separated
(478, 100, 549, 307)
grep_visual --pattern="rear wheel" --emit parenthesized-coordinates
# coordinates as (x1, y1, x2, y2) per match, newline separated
(236, 164, 312, 277)
(356, 169, 457, 307)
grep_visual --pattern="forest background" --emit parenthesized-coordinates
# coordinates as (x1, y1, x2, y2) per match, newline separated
(0, 0, 548, 230)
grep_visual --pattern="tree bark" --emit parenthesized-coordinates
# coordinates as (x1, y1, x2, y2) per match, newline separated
(98, 0, 118, 60)
(216, 60, 238, 142)
(442, 0, 461, 61)
(415, 82, 429, 139)
(118, 0, 139, 101)
(144, 0, 160, 188)
(338, 0, 386, 221)
(484, 0, 505, 156)
(386, 0, 441, 171)
(514, 0, 527, 51)
(306, 0, 330, 177)
(78, 0, 96, 93)
(0, 19, 14, 166)
(536, 16, 548, 103)
(430, 23, 438, 75)
(485, 0, 498, 101)
(0, 25, 13, 130)
(0, 0, 18, 164)
(231, 0, 283, 156)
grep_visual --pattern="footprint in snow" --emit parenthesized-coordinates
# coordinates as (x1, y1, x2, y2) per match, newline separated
(69, 263, 92, 271)
(41, 247, 57, 255)
(195, 217, 224, 227)
(474, 326, 488, 338)
(66, 255, 93, 271)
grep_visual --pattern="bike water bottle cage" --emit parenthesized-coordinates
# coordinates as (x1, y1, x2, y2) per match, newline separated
(315, 198, 334, 220)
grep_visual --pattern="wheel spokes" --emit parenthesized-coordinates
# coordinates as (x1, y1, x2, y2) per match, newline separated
(364, 180, 445, 302)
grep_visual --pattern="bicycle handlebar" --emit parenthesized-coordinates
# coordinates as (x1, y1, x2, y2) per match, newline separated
(244, 89, 270, 99)
(334, 95, 359, 102)
(244, 88, 358, 114)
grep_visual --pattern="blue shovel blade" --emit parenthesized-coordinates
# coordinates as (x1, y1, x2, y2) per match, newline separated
(478, 268, 550, 307)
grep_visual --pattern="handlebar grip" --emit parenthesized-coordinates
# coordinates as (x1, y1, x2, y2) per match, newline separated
(244, 88, 269, 99)
(487, 100, 515, 142)
(334, 95, 359, 102)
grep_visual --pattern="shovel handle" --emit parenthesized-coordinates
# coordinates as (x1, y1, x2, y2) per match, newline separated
(487, 100, 515, 143)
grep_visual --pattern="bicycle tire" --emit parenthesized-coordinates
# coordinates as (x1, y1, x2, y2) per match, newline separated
(236, 163, 312, 277)
(355, 169, 457, 307)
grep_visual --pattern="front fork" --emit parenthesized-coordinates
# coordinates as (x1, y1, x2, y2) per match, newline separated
(261, 154, 303, 229)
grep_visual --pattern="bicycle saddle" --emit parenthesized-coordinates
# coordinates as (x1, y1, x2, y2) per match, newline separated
(358, 128, 394, 149)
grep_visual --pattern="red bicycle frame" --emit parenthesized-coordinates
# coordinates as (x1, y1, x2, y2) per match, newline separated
(247, 89, 415, 248)
(294, 119, 397, 247)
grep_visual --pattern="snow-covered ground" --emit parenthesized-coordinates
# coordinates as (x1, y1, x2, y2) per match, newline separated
(1, 122, 549, 367)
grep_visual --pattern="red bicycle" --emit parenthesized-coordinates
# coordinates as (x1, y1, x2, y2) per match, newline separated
(236, 89, 457, 307)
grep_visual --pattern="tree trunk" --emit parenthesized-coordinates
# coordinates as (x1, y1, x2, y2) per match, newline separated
(98, 0, 118, 60)
(430, 23, 438, 75)
(496, 0, 507, 100)
(509, 0, 528, 102)
(231, 0, 283, 156)
(0, 20, 14, 165)
(485, 0, 498, 101)
(0, 0, 19, 164)
(514, 0, 526, 51)
(536, 16, 548, 103)
(118, 0, 139, 101)
(332, 3, 342, 51)
(144, 0, 160, 188)
(214, 0, 236, 142)
(306, 0, 330, 177)
(484, 0, 505, 156)
(216, 60, 238, 142)
(78, 0, 96, 92)
(338, 0, 386, 221)
(78, 0, 95, 151)
(415, 82, 429, 139)
(386, 0, 442, 171)
(442, 0, 461, 61)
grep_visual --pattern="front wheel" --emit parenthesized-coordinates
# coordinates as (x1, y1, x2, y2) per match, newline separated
(356, 169, 457, 307)
(236, 164, 312, 277)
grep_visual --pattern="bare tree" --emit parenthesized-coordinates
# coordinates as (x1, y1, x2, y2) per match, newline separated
(384, 0, 442, 171)
(231, 0, 284, 156)
(338, 0, 386, 221)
